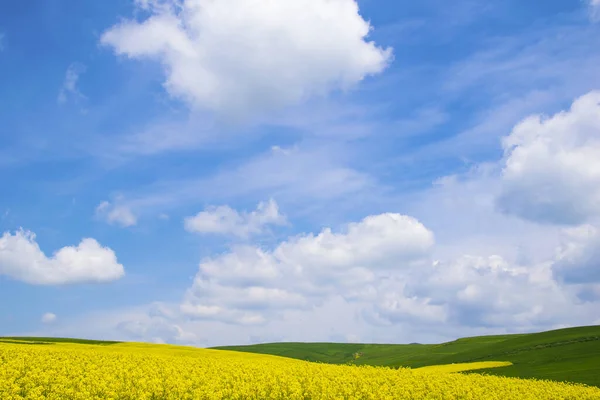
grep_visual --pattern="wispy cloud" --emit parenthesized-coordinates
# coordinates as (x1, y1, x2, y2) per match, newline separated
(58, 63, 87, 104)
(104, 143, 378, 226)
(381, 20, 600, 171)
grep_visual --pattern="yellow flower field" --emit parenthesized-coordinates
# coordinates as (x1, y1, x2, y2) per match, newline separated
(415, 361, 513, 373)
(1, 341, 599, 400)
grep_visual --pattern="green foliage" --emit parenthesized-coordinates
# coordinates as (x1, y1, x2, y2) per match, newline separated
(212, 325, 600, 388)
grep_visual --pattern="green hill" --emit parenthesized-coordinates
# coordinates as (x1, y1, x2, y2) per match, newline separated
(212, 325, 600, 388)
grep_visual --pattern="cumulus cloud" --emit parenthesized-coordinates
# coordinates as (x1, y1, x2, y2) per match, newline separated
(384, 255, 576, 329)
(58, 63, 86, 104)
(497, 91, 600, 225)
(275, 213, 434, 271)
(180, 205, 599, 332)
(101, 0, 392, 117)
(41, 313, 57, 324)
(96, 201, 137, 227)
(184, 199, 286, 238)
(181, 213, 434, 325)
(0, 229, 125, 285)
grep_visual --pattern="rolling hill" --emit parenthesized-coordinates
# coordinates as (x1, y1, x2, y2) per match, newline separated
(212, 325, 600, 388)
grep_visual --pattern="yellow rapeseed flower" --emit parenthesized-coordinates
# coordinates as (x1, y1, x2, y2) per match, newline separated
(0, 341, 599, 399)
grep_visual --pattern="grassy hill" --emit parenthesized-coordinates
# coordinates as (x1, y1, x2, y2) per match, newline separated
(212, 325, 600, 388)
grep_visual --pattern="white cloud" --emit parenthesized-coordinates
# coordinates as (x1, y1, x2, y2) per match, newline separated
(275, 213, 434, 270)
(0, 229, 125, 285)
(497, 91, 600, 225)
(41, 313, 57, 324)
(181, 213, 434, 325)
(389, 254, 575, 329)
(184, 199, 286, 238)
(58, 63, 87, 104)
(101, 0, 392, 117)
(552, 224, 600, 284)
(96, 201, 137, 227)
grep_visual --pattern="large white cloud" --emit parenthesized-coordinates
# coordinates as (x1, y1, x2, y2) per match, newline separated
(0, 229, 125, 285)
(184, 199, 286, 238)
(101, 0, 392, 116)
(497, 91, 600, 225)
(181, 213, 434, 325)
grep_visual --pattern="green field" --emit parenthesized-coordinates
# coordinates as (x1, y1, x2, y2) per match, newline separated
(213, 325, 600, 388)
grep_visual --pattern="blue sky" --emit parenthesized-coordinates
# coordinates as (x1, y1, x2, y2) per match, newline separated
(1, 0, 600, 346)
